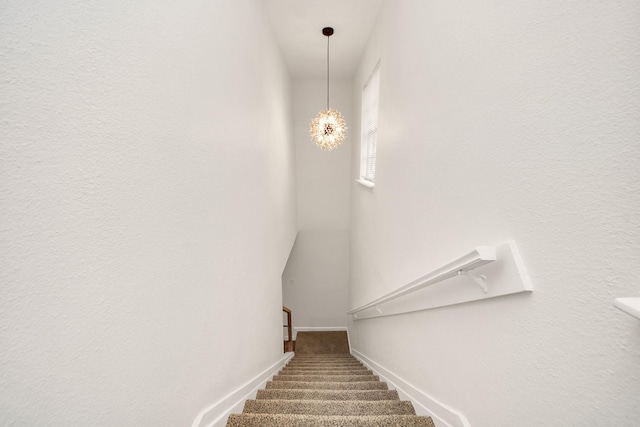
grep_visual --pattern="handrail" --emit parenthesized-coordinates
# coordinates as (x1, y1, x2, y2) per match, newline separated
(348, 246, 497, 316)
(282, 306, 293, 352)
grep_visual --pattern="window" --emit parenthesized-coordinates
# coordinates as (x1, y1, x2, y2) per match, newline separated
(359, 63, 380, 186)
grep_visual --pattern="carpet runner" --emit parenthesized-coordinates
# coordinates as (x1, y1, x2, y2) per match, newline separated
(226, 351, 435, 426)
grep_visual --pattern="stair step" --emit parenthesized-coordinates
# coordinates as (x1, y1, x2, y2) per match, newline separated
(282, 363, 368, 371)
(288, 356, 359, 360)
(280, 369, 373, 376)
(274, 374, 378, 382)
(287, 361, 360, 365)
(283, 365, 368, 370)
(256, 389, 399, 401)
(265, 381, 388, 390)
(290, 356, 360, 363)
(285, 364, 364, 369)
(243, 399, 416, 416)
(289, 358, 362, 365)
(226, 413, 436, 427)
(287, 361, 363, 366)
(290, 355, 355, 360)
(291, 358, 355, 361)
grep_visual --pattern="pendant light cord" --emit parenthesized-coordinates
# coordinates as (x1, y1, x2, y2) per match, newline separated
(326, 34, 330, 110)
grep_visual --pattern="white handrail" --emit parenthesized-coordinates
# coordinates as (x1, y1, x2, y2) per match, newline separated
(348, 246, 497, 316)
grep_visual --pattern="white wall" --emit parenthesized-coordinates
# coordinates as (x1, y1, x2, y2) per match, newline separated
(282, 78, 352, 333)
(0, 1, 296, 425)
(349, 1, 640, 426)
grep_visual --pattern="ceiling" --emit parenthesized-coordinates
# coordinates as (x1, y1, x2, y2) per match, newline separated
(263, 0, 383, 78)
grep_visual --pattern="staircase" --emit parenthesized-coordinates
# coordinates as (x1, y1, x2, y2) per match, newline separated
(226, 332, 435, 426)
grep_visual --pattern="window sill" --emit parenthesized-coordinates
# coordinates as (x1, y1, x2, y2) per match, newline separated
(356, 178, 375, 189)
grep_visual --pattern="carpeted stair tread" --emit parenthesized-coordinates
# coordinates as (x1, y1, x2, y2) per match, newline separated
(291, 355, 356, 358)
(242, 399, 416, 415)
(226, 413, 436, 427)
(279, 369, 373, 376)
(286, 363, 364, 368)
(288, 358, 359, 362)
(283, 365, 367, 370)
(289, 358, 360, 361)
(287, 361, 363, 365)
(274, 374, 379, 382)
(256, 389, 399, 401)
(288, 355, 359, 358)
(284, 367, 365, 371)
(282, 367, 368, 372)
(265, 381, 389, 390)
(291, 355, 355, 360)
(283, 363, 367, 368)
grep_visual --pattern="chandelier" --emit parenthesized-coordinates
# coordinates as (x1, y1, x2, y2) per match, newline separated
(309, 27, 347, 151)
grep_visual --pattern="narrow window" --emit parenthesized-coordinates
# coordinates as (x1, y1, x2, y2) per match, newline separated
(360, 63, 380, 185)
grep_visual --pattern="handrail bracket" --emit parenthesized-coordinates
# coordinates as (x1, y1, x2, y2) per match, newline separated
(458, 269, 488, 293)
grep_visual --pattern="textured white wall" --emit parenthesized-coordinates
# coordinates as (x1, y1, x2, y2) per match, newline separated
(0, 1, 296, 425)
(282, 78, 352, 331)
(349, 1, 640, 426)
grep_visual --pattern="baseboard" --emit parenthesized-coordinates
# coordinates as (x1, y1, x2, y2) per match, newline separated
(292, 326, 351, 353)
(352, 349, 471, 427)
(191, 352, 294, 427)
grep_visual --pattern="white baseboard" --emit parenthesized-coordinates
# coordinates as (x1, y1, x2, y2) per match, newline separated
(191, 352, 294, 427)
(352, 349, 471, 427)
(292, 326, 351, 353)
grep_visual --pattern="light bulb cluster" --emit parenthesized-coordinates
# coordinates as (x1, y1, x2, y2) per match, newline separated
(309, 108, 347, 151)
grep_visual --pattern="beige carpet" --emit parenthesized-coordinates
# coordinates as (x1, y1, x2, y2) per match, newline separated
(226, 332, 435, 426)
(294, 331, 350, 354)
